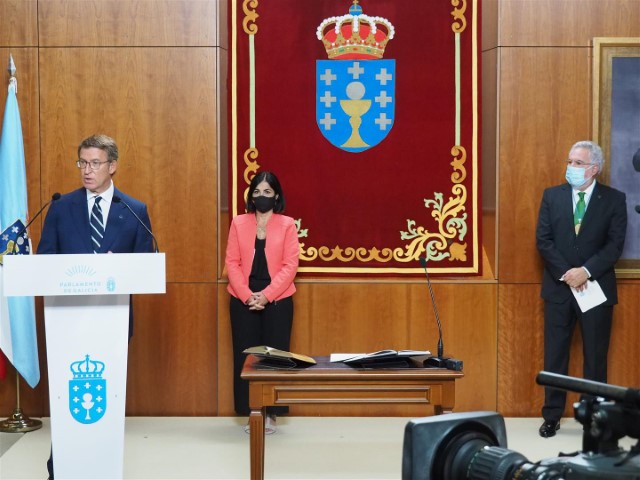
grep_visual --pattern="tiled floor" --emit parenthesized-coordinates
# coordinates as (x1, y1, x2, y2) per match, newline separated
(1, 416, 635, 479)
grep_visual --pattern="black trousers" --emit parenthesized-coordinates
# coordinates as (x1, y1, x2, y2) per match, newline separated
(230, 295, 293, 416)
(542, 298, 613, 422)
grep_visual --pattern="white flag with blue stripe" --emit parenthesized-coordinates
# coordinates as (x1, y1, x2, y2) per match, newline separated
(0, 64, 40, 388)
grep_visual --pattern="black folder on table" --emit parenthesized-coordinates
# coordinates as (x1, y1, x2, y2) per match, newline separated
(244, 346, 316, 369)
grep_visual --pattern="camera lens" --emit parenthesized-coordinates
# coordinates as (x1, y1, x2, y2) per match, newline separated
(467, 447, 529, 479)
(433, 430, 565, 480)
(433, 430, 501, 479)
(469, 448, 566, 480)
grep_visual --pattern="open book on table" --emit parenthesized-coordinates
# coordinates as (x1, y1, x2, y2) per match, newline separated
(243, 346, 317, 369)
(342, 349, 431, 368)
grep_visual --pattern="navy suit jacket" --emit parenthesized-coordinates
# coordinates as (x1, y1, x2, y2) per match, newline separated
(37, 187, 154, 337)
(37, 187, 154, 255)
(536, 181, 627, 305)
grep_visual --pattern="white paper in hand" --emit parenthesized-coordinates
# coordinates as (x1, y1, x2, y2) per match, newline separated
(571, 280, 607, 312)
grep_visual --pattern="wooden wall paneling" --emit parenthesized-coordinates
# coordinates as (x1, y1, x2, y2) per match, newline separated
(216, 47, 229, 279)
(498, 283, 639, 417)
(482, 47, 498, 277)
(300, 284, 416, 354)
(217, 0, 228, 51)
(0, 0, 38, 46)
(500, 0, 640, 47)
(607, 284, 640, 389)
(498, 47, 591, 283)
(441, 283, 498, 412)
(38, 0, 217, 47)
(0, 48, 42, 226)
(498, 284, 545, 416)
(37, 47, 218, 283)
(217, 285, 234, 416)
(481, 0, 498, 52)
(498, 283, 584, 417)
(126, 283, 217, 415)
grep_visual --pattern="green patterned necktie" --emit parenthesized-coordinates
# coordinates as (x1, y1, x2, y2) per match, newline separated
(574, 191, 585, 234)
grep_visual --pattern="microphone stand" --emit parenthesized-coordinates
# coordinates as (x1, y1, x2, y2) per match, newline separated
(419, 256, 449, 368)
(10, 192, 61, 254)
(112, 196, 159, 253)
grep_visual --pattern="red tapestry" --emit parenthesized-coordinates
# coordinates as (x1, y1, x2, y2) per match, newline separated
(229, 0, 481, 276)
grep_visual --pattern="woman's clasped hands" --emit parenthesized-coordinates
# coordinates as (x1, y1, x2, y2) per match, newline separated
(247, 292, 268, 310)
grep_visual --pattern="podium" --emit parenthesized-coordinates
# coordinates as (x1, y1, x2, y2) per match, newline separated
(2, 253, 165, 480)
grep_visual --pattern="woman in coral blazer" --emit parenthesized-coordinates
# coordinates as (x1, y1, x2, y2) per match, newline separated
(225, 171, 299, 433)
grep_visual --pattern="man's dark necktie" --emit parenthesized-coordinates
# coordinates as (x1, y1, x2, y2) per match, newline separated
(574, 191, 585, 234)
(90, 196, 105, 252)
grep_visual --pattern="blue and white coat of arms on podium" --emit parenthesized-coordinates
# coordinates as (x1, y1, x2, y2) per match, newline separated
(69, 354, 107, 424)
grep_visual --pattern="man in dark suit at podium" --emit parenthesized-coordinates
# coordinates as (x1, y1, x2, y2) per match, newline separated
(536, 140, 627, 438)
(37, 133, 154, 480)
(38, 133, 154, 255)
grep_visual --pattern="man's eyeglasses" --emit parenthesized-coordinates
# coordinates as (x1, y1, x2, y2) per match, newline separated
(566, 159, 594, 167)
(76, 159, 110, 170)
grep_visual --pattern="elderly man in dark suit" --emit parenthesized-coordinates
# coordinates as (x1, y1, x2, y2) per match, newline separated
(536, 140, 627, 438)
(38, 133, 154, 479)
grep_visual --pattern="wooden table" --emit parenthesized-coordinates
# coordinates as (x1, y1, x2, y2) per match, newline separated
(241, 355, 464, 480)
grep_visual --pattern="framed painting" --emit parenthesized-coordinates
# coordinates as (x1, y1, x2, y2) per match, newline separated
(593, 37, 640, 278)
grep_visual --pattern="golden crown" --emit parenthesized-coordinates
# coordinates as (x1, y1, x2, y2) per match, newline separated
(317, 1, 395, 60)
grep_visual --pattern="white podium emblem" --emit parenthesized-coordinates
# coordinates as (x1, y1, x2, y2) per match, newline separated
(69, 355, 107, 424)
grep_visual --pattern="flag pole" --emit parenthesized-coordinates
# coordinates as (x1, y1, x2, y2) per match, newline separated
(0, 54, 42, 433)
(0, 371, 42, 432)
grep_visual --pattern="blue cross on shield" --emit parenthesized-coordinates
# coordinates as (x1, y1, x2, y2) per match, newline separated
(69, 377, 107, 424)
(316, 59, 395, 153)
(0, 219, 27, 259)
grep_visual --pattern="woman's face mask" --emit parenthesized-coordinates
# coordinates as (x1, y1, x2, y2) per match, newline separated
(253, 195, 276, 213)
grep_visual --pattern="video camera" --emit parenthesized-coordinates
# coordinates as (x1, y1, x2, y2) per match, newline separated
(402, 371, 640, 479)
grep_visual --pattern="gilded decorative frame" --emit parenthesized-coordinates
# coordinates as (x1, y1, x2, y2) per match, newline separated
(229, 0, 480, 275)
(593, 38, 640, 278)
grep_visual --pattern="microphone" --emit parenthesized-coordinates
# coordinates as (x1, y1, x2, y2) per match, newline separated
(418, 256, 463, 370)
(419, 256, 447, 367)
(112, 195, 159, 253)
(10, 192, 61, 254)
